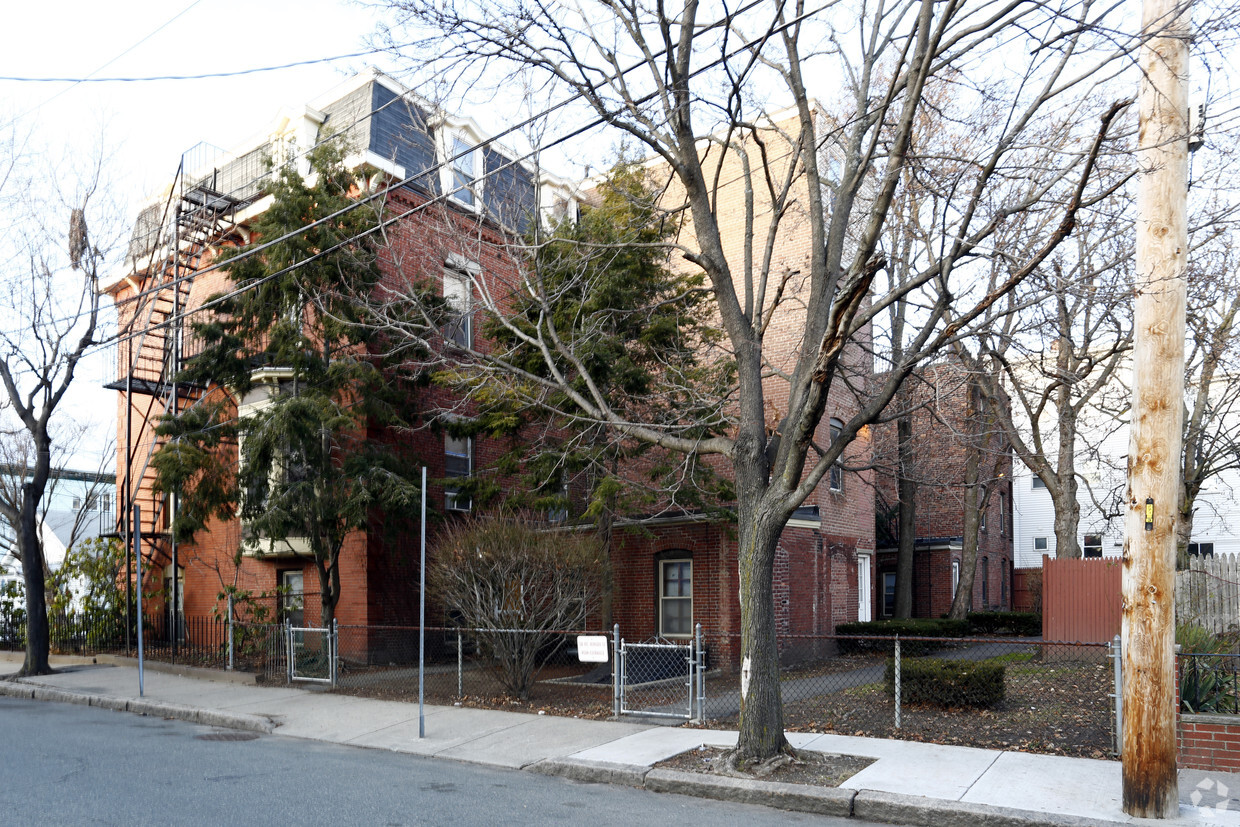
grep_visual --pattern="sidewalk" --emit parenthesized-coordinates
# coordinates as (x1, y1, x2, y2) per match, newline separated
(2, 652, 1236, 826)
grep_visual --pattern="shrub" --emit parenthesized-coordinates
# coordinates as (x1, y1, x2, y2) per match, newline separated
(431, 515, 609, 700)
(966, 611, 1041, 637)
(884, 656, 1006, 708)
(836, 619, 969, 655)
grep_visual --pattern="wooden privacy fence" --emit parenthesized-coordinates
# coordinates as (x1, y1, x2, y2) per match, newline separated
(1042, 555, 1122, 643)
(1178, 555, 1240, 634)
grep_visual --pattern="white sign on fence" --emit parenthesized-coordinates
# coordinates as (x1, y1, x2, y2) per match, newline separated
(577, 635, 609, 662)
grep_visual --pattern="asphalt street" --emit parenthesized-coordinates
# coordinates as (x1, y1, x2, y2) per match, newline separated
(0, 696, 891, 826)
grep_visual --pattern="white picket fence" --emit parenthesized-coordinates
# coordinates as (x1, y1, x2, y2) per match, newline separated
(1178, 556, 1240, 633)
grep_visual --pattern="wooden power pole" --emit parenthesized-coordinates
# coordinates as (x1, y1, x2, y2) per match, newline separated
(1123, 0, 1190, 817)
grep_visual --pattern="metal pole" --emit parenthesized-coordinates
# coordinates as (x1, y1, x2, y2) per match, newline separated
(1113, 635, 1124, 756)
(613, 623, 621, 718)
(695, 623, 704, 723)
(124, 375, 132, 656)
(418, 466, 427, 739)
(331, 618, 338, 687)
(227, 594, 234, 671)
(456, 630, 463, 698)
(894, 636, 901, 729)
(134, 504, 144, 697)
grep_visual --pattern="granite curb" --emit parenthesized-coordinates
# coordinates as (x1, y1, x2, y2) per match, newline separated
(0, 679, 274, 734)
(544, 757, 1130, 827)
(851, 790, 1119, 827)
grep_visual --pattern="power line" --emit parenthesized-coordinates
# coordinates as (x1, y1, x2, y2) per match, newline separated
(2, 1, 209, 131)
(0, 47, 396, 84)
(107, 0, 785, 324)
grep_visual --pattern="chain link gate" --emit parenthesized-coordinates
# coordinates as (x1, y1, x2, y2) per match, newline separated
(286, 620, 338, 685)
(617, 625, 703, 720)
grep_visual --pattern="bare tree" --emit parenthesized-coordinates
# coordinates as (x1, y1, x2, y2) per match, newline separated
(371, 0, 1152, 764)
(1179, 220, 1240, 565)
(0, 138, 112, 675)
(966, 200, 1135, 560)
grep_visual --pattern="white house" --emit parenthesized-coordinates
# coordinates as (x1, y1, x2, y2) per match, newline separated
(1012, 366, 1240, 567)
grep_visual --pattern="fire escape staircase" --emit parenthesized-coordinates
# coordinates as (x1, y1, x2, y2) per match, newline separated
(110, 161, 251, 555)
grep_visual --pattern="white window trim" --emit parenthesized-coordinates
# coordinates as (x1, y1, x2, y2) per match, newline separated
(445, 433, 473, 512)
(439, 127, 483, 211)
(443, 267, 473, 349)
(236, 371, 311, 557)
(659, 558, 693, 639)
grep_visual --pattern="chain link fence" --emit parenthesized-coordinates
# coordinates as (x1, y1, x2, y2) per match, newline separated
(1, 603, 1125, 759)
(697, 633, 1113, 758)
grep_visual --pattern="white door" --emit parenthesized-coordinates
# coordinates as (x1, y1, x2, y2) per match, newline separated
(857, 554, 872, 622)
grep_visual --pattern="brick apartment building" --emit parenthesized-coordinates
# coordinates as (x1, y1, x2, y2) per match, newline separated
(871, 358, 1014, 619)
(104, 70, 570, 634)
(105, 76, 876, 666)
(607, 108, 876, 665)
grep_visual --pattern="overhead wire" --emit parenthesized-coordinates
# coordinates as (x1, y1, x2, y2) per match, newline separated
(101, 0, 811, 349)
(1, 0, 205, 129)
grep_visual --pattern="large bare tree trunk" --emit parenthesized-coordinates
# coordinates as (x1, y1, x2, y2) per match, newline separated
(736, 509, 788, 763)
(1122, 0, 1189, 815)
(19, 484, 51, 675)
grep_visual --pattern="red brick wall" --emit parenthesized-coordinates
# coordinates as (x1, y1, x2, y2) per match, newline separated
(1179, 714, 1240, 772)
(612, 519, 864, 669)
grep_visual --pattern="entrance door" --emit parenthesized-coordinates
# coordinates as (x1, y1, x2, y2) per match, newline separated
(857, 554, 872, 622)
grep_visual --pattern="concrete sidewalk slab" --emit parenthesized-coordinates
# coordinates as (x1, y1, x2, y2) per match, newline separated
(801, 733, 1001, 800)
(437, 714, 650, 769)
(963, 751, 1122, 822)
(7, 653, 1240, 826)
(569, 725, 737, 765)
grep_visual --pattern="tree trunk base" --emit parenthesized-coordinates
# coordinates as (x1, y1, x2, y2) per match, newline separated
(721, 742, 798, 776)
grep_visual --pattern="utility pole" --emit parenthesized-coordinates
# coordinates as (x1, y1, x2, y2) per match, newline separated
(1123, 0, 1189, 817)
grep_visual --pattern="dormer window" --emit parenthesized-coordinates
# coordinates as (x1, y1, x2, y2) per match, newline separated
(449, 135, 477, 208)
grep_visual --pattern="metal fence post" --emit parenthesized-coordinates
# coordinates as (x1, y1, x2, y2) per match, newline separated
(894, 635, 902, 730)
(1112, 634, 1123, 756)
(613, 623, 621, 718)
(457, 629, 463, 698)
(695, 623, 705, 723)
(331, 619, 338, 687)
(226, 594, 234, 671)
(285, 620, 292, 684)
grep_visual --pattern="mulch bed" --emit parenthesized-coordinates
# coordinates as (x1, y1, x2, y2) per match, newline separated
(655, 746, 874, 787)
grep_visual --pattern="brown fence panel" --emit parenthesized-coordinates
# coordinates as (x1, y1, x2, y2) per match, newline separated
(1042, 555, 1122, 643)
(1012, 568, 1042, 613)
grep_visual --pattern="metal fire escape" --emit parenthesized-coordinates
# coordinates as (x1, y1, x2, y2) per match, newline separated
(109, 154, 254, 651)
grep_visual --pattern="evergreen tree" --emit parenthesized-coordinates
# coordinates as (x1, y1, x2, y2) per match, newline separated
(470, 164, 733, 531)
(153, 144, 425, 627)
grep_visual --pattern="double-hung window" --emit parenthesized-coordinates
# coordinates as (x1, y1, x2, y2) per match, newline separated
(659, 559, 692, 638)
(450, 136, 476, 207)
(443, 268, 472, 349)
(829, 418, 844, 492)
(444, 434, 473, 512)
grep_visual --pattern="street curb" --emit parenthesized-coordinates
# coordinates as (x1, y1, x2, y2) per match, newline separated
(851, 789, 1114, 827)
(644, 768, 856, 818)
(528, 758, 649, 787)
(1, 680, 274, 735)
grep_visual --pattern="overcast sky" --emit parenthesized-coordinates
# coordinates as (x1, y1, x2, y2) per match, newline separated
(0, 0, 407, 473)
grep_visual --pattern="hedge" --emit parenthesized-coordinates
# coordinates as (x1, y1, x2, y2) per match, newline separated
(884, 657, 1006, 708)
(966, 611, 1041, 637)
(836, 619, 969, 655)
